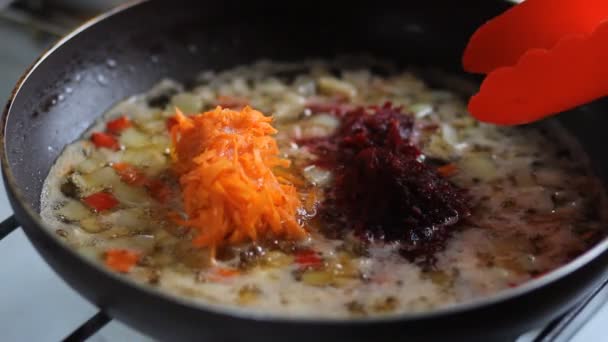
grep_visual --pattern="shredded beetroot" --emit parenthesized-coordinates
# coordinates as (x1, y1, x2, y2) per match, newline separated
(301, 103, 470, 262)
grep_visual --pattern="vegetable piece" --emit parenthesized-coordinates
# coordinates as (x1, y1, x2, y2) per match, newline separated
(174, 240, 214, 268)
(463, 0, 608, 74)
(169, 106, 306, 250)
(458, 155, 497, 182)
(112, 182, 152, 207)
(80, 217, 106, 233)
(106, 116, 132, 134)
(82, 192, 119, 212)
(468, 20, 608, 125)
(318, 76, 357, 99)
(437, 163, 458, 178)
(91, 132, 120, 150)
(56, 200, 91, 221)
(121, 148, 167, 175)
(302, 165, 333, 187)
(104, 249, 140, 273)
(263, 251, 294, 267)
(113, 162, 171, 203)
(299, 103, 470, 261)
(301, 270, 333, 287)
(112, 162, 147, 186)
(78, 167, 122, 191)
(119, 128, 150, 148)
(295, 250, 323, 267)
(172, 93, 203, 113)
(76, 159, 102, 174)
(99, 208, 149, 231)
(138, 119, 166, 134)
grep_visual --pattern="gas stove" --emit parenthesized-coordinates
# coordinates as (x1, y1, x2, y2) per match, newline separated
(0, 1, 607, 341)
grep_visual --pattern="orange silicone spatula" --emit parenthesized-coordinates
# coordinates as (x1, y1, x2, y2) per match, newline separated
(464, 0, 608, 125)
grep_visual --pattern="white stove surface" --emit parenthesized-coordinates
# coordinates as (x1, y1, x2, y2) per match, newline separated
(0, 8, 606, 342)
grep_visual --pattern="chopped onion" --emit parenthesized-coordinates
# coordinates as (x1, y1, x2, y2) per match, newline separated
(80, 216, 107, 233)
(74, 167, 121, 193)
(57, 200, 91, 221)
(459, 154, 498, 182)
(138, 119, 166, 135)
(231, 78, 250, 95)
(301, 270, 333, 286)
(119, 128, 150, 148)
(121, 147, 167, 176)
(410, 103, 433, 118)
(171, 93, 202, 114)
(441, 124, 459, 147)
(426, 135, 454, 160)
(263, 251, 294, 267)
(89, 148, 123, 164)
(75, 158, 102, 174)
(193, 87, 216, 105)
(99, 208, 150, 230)
(258, 78, 287, 95)
(317, 76, 357, 99)
(112, 182, 153, 207)
(151, 135, 170, 149)
(302, 165, 333, 187)
(294, 76, 316, 96)
(273, 92, 306, 122)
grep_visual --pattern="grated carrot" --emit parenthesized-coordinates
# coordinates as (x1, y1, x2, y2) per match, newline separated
(169, 106, 306, 250)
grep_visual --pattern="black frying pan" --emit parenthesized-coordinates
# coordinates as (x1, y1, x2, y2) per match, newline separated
(4, 1, 608, 341)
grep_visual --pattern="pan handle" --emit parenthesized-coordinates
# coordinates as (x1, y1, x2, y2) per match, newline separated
(0, 215, 20, 241)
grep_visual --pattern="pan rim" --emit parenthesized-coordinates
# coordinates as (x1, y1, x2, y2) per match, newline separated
(2, 0, 607, 326)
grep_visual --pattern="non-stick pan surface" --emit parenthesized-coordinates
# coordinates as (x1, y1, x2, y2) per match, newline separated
(4, 1, 608, 341)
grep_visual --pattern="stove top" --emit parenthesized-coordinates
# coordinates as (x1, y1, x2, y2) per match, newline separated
(0, 2, 606, 341)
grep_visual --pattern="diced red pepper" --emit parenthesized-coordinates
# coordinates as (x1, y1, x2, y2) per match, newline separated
(469, 20, 608, 125)
(105, 249, 140, 273)
(146, 179, 172, 203)
(295, 249, 322, 267)
(112, 162, 147, 186)
(91, 132, 120, 150)
(82, 192, 119, 212)
(463, 0, 608, 74)
(437, 163, 458, 178)
(106, 116, 132, 134)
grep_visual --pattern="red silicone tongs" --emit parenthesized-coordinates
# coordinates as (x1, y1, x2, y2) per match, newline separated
(464, 0, 608, 125)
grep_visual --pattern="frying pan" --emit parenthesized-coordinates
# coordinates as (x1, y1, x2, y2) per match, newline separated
(3, 0, 608, 341)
